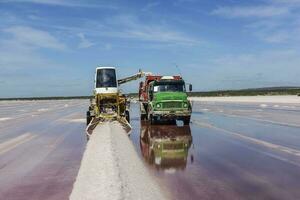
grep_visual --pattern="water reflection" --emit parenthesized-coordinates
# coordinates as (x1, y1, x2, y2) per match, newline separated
(140, 122, 193, 171)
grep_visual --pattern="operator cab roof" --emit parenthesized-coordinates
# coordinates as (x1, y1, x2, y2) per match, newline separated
(96, 66, 116, 70)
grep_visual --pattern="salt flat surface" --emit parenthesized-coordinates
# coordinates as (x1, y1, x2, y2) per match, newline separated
(1, 100, 300, 200)
(190, 95, 300, 104)
(0, 99, 88, 200)
(70, 122, 166, 200)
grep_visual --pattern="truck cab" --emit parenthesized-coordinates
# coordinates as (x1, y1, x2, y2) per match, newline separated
(139, 75, 192, 125)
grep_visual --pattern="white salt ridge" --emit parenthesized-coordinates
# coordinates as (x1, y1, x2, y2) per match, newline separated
(70, 122, 166, 200)
(260, 104, 268, 108)
(37, 108, 49, 112)
(190, 95, 300, 104)
(0, 117, 12, 122)
(65, 119, 85, 123)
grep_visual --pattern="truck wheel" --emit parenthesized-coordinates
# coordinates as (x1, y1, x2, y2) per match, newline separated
(183, 117, 190, 125)
(150, 115, 156, 125)
(141, 114, 147, 120)
(86, 111, 92, 125)
(125, 110, 130, 123)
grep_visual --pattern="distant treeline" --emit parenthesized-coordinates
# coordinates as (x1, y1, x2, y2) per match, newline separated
(127, 87, 300, 97)
(0, 96, 91, 101)
(1, 87, 299, 101)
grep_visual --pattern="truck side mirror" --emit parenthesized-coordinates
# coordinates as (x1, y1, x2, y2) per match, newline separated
(189, 84, 192, 92)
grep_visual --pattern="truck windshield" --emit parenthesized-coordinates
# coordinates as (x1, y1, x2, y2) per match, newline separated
(153, 82, 185, 92)
(96, 68, 117, 88)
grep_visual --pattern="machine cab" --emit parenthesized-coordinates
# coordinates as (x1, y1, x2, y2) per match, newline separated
(94, 67, 118, 94)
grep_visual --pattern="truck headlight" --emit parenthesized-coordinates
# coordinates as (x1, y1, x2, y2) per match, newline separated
(156, 103, 161, 108)
(183, 103, 188, 108)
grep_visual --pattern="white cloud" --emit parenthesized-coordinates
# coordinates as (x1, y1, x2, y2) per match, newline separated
(100, 15, 201, 46)
(31, 14, 201, 47)
(0, 42, 46, 69)
(211, 5, 290, 18)
(0, 26, 67, 71)
(260, 30, 291, 43)
(173, 0, 197, 5)
(1, 0, 118, 9)
(77, 33, 94, 49)
(3, 26, 66, 50)
(210, 49, 300, 88)
(105, 43, 112, 50)
(211, 1, 300, 44)
(260, 28, 300, 43)
(214, 49, 300, 75)
(271, 0, 300, 4)
(53, 15, 201, 46)
(245, 19, 280, 30)
(244, 15, 300, 44)
(142, 2, 160, 11)
(124, 28, 198, 44)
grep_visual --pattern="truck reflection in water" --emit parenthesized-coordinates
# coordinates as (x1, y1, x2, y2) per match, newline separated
(140, 123, 193, 170)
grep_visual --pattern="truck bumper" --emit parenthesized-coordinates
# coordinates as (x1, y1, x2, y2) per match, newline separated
(152, 110, 191, 120)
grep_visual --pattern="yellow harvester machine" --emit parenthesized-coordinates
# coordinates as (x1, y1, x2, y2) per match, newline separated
(86, 66, 147, 137)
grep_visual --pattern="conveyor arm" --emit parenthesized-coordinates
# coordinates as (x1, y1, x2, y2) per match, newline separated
(118, 69, 151, 85)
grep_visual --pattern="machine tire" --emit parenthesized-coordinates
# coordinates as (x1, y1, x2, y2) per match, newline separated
(125, 110, 130, 123)
(86, 111, 92, 126)
(183, 116, 191, 125)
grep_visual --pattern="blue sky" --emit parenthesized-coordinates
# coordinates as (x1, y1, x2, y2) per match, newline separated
(0, 0, 300, 97)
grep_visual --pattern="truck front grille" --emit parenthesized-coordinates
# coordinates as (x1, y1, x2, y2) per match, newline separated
(162, 101, 182, 108)
(163, 143, 183, 150)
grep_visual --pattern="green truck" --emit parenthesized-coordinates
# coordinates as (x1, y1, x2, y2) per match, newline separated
(139, 75, 192, 125)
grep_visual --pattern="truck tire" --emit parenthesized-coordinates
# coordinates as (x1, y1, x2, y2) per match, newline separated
(150, 115, 156, 125)
(183, 116, 190, 125)
(141, 114, 147, 120)
(125, 110, 130, 123)
(86, 111, 92, 126)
